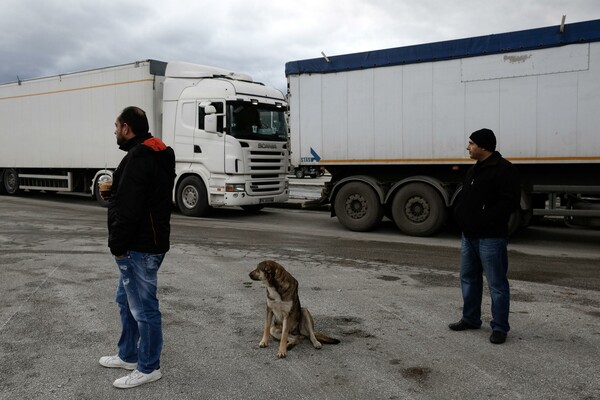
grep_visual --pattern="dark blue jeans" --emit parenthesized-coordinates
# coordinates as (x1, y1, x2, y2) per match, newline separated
(115, 251, 165, 373)
(459, 235, 510, 334)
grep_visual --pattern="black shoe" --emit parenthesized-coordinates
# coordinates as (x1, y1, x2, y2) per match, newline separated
(448, 320, 480, 331)
(490, 331, 507, 344)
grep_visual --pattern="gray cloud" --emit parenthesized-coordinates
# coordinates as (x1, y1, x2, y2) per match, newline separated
(2, 0, 600, 92)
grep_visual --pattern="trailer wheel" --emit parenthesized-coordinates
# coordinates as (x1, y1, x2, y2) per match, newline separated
(1, 168, 20, 195)
(391, 183, 446, 236)
(334, 182, 383, 231)
(295, 169, 305, 179)
(176, 176, 210, 217)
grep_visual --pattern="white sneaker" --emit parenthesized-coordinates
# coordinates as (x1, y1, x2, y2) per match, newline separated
(99, 355, 137, 370)
(113, 369, 162, 389)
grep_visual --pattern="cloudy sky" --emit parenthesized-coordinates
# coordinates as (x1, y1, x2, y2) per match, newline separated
(2, 0, 600, 92)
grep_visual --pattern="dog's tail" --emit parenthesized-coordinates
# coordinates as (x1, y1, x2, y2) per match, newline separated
(315, 333, 340, 345)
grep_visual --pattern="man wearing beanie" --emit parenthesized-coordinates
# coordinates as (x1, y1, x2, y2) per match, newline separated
(450, 128, 520, 344)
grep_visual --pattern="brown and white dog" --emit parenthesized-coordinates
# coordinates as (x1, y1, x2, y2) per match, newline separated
(249, 260, 340, 358)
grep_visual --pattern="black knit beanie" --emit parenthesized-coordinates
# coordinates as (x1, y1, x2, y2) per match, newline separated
(469, 128, 496, 151)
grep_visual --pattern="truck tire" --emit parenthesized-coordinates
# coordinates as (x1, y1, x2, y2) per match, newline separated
(295, 169, 305, 179)
(334, 182, 383, 231)
(564, 200, 600, 229)
(176, 176, 210, 217)
(1, 168, 20, 195)
(391, 183, 446, 236)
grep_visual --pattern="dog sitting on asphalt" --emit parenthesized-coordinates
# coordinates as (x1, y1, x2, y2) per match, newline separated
(248, 260, 340, 358)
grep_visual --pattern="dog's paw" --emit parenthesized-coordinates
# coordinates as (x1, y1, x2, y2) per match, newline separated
(277, 351, 287, 359)
(313, 341, 322, 349)
(259, 340, 269, 348)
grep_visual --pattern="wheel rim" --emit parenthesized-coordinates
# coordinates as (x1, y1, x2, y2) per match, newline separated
(345, 194, 368, 219)
(404, 196, 430, 223)
(7, 174, 16, 190)
(182, 185, 198, 209)
(4, 170, 18, 193)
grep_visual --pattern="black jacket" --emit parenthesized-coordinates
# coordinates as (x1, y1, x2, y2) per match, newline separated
(108, 134, 176, 256)
(454, 151, 520, 238)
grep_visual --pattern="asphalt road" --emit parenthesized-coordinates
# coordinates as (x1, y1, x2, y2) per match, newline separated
(0, 193, 599, 399)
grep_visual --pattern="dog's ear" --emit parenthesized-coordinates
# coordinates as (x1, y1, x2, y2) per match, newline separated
(258, 261, 271, 280)
(257, 260, 272, 279)
(261, 260, 280, 288)
(264, 261, 275, 279)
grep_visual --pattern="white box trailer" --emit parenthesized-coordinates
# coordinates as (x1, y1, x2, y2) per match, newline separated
(0, 60, 289, 215)
(286, 19, 600, 236)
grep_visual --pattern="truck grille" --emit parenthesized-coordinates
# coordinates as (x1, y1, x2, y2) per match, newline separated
(245, 147, 287, 195)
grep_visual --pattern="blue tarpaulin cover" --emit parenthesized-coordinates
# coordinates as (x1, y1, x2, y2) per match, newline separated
(285, 19, 600, 76)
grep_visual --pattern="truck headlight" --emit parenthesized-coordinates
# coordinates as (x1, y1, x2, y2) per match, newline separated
(226, 184, 246, 192)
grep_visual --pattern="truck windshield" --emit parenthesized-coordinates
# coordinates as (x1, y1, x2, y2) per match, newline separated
(228, 101, 287, 141)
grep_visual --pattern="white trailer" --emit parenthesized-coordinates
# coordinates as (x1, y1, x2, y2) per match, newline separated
(286, 19, 600, 236)
(0, 60, 289, 215)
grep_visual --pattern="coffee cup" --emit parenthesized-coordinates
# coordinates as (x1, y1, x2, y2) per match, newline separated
(98, 176, 113, 200)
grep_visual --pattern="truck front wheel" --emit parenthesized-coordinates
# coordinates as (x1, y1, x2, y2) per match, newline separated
(391, 183, 447, 236)
(1, 168, 20, 195)
(334, 182, 383, 231)
(176, 176, 210, 217)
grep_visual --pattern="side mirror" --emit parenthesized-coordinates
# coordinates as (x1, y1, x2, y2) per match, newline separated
(204, 105, 218, 134)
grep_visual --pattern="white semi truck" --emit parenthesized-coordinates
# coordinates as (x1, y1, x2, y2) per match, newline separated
(286, 19, 600, 236)
(0, 60, 289, 215)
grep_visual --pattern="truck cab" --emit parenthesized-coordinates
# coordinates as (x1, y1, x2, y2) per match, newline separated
(162, 62, 289, 216)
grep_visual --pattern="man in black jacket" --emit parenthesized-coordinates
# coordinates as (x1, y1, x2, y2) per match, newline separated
(99, 106, 175, 388)
(449, 128, 520, 345)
